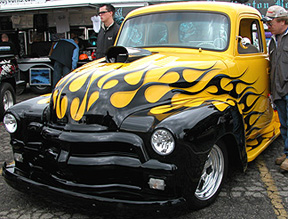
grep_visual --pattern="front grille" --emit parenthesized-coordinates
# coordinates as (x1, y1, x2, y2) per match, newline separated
(70, 142, 140, 158)
(15, 126, 177, 201)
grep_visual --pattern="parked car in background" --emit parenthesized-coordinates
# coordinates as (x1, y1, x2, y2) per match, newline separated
(2, 2, 280, 210)
(0, 54, 16, 119)
(0, 43, 25, 119)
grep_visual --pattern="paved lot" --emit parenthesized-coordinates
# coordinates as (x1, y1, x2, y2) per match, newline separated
(1, 89, 288, 219)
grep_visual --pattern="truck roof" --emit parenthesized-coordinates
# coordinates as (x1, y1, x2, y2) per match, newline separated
(126, 1, 261, 19)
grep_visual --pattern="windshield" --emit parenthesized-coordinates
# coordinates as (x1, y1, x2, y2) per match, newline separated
(117, 11, 229, 51)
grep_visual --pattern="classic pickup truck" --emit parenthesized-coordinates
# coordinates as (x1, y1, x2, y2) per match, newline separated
(2, 2, 280, 210)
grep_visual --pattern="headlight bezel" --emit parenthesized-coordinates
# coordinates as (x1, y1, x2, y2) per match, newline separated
(3, 113, 18, 134)
(151, 128, 175, 156)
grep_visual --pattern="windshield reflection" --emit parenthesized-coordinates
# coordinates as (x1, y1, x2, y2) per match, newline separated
(117, 12, 230, 51)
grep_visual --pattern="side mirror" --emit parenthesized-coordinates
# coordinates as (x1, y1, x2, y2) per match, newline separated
(106, 46, 129, 63)
(237, 36, 251, 49)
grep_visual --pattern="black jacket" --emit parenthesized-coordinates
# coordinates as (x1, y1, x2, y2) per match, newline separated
(50, 40, 77, 69)
(96, 22, 120, 59)
(269, 29, 288, 101)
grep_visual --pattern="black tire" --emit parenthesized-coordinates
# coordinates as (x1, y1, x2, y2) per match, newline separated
(186, 140, 228, 209)
(0, 82, 16, 119)
(30, 85, 51, 94)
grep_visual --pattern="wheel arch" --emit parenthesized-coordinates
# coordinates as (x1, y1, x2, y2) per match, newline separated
(220, 133, 247, 172)
(1, 78, 16, 91)
(156, 102, 248, 177)
(19, 62, 54, 72)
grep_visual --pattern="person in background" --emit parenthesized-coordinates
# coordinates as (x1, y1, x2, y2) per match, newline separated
(0, 33, 17, 55)
(95, 4, 120, 59)
(50, 37, 79, 88)
(263, 5, 288, 171)
(30, 32, 52, 57)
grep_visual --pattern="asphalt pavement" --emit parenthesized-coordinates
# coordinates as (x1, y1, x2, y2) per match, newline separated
(1, 89, 288, 219)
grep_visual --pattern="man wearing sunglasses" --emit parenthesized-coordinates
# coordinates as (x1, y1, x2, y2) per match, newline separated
(263, 5, 288, 171)
(95, 4, 120, 59)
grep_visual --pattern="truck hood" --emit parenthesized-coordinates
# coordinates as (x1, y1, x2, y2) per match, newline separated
(50, 50, 231, 129)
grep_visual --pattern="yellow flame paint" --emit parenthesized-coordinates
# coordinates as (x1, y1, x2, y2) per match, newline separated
(70, 97, 80, 120)
(87, 91, 99, 111)
(145, 85, 171, 103)
(212, 101, 229, 112)
(183, 69, 203, 82)
(69, 73, 90, 92)
(221, 78, 233, 91)
(59, 96, 68, 118)
(53, 90, 59, 109)
(124, 71, 144, 85)
(159, 72, 180, 83)
(110, 90, 138, 108)
(71, 94, 88, 121)
(150, 104, 180, 114)
(103, 80, 119, 89)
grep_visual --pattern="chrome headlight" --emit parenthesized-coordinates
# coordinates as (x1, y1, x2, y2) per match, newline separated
(151, 129, 175, 155)
(3, 113, 17, 133)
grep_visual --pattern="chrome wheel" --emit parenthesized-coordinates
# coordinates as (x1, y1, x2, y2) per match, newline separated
(0, 83, 16, 119)
(195, 144, 225, 200)
(3, 88, 14, 111)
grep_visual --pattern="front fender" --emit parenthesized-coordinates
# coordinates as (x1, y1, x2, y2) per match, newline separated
(4, 94, 51, 140)
(156, 103, 247, 184)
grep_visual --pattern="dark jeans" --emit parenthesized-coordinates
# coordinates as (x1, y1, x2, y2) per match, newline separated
(53, 61, 71, 88)
(274, 95, 288, 158)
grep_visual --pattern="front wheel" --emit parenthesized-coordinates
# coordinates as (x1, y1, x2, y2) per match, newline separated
(0, 82, 16, 119)
(187, 140, 228, 209)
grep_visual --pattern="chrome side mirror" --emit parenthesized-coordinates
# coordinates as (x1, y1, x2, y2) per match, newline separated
(236, 36, 251, 49)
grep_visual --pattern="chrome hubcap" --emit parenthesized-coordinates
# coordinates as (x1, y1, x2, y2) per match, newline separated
(195, 144, 224, 200)
(3, 90, 14, 111)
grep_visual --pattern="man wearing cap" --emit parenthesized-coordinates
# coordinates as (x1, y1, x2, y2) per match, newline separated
(263, 5, 288, 170)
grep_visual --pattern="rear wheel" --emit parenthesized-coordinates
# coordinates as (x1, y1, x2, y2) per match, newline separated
(187, 140, 228, 209)
(0, 82, 16, 119)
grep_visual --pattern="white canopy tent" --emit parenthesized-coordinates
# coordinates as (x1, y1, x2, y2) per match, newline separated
(0, 0, 176, 12)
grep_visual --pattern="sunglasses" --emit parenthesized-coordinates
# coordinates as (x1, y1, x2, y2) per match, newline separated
(98, 11, 110, 15)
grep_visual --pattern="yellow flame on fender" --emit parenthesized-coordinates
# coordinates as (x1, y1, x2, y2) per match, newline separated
(70, 94, 88, 121)
(56, 95, 68, 119)
(103, 80, 119, 89)
(69, 73, 90, 92)
(87, 91, 99, 111)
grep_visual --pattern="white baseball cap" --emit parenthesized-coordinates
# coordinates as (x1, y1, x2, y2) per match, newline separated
(262, 5, 288, 22)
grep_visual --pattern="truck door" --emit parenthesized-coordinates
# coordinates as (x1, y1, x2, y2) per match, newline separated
(234, 16, 278, 161)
